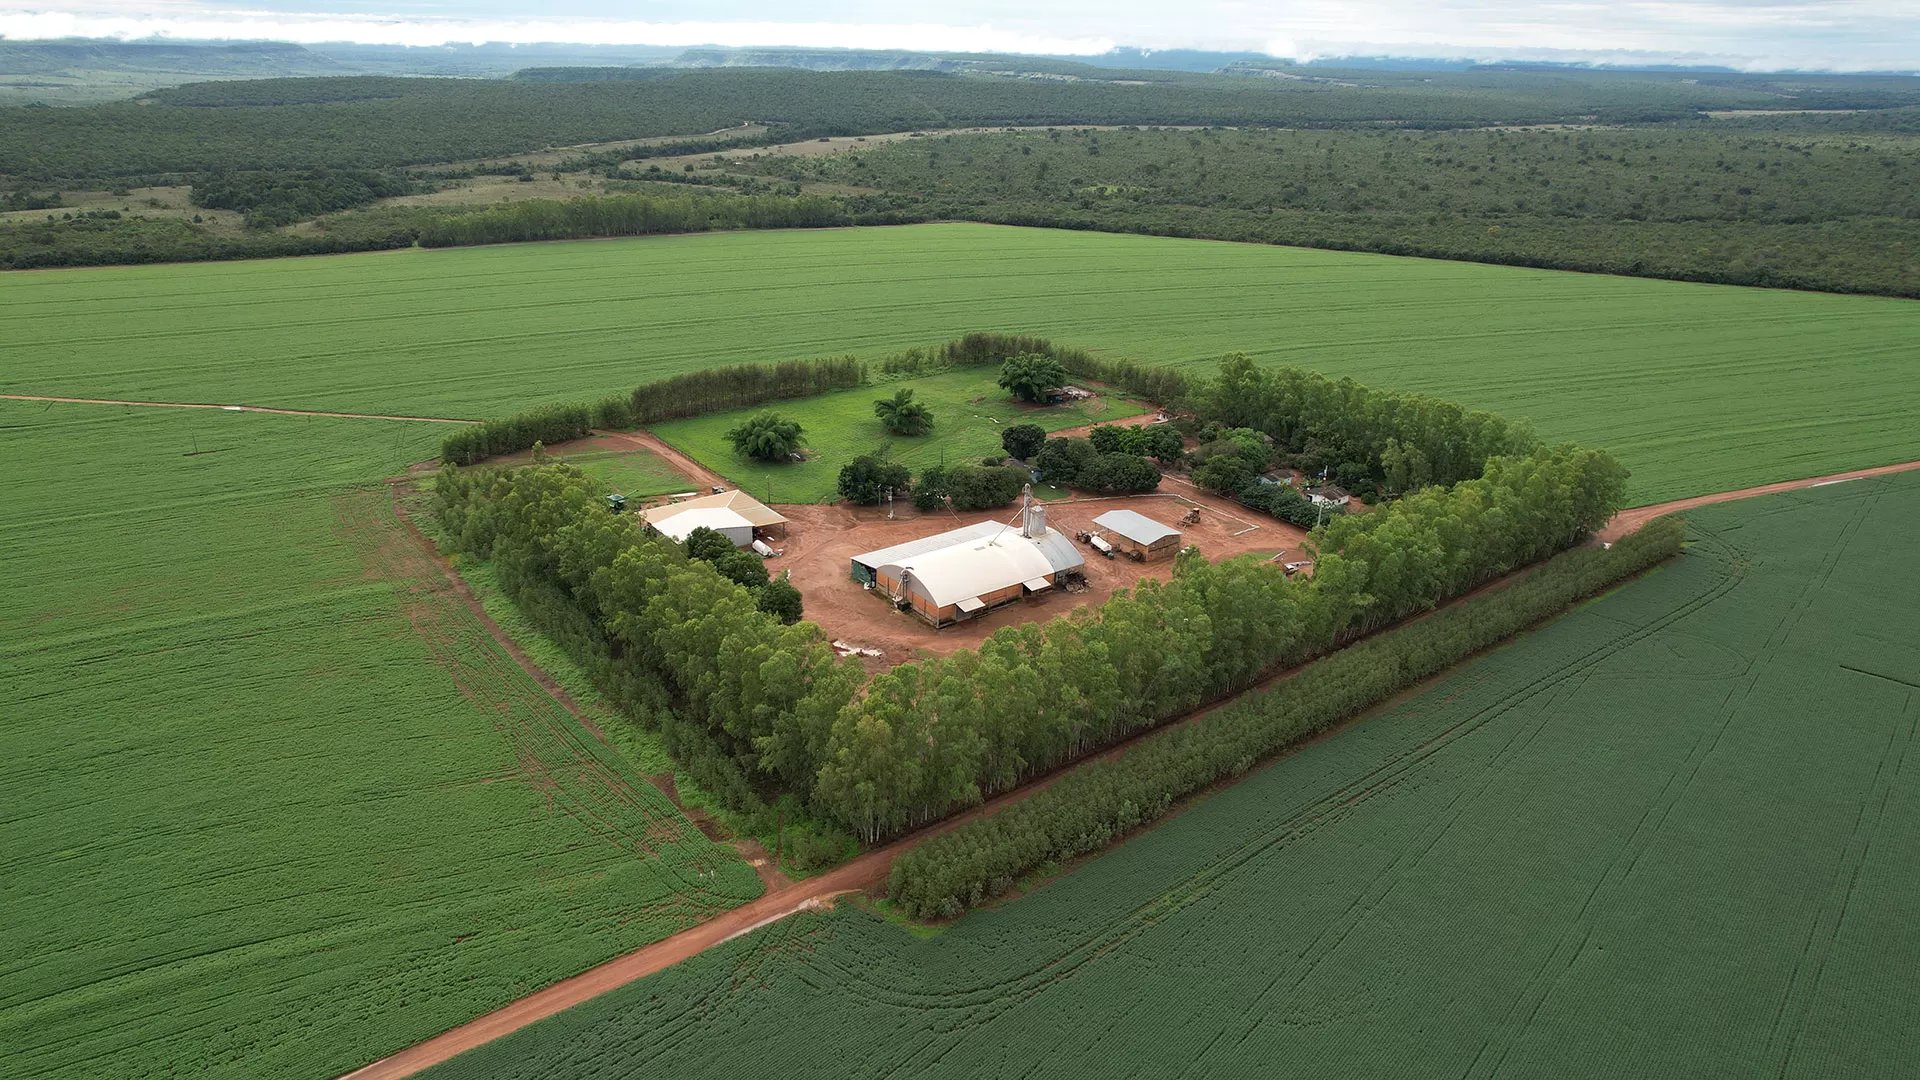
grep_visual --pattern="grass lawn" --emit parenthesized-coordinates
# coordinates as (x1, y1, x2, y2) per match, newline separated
(0, 401, 760, 1080)
(543, 438, 695, 497)
(422, 469, 1920, 1080)
(650, 368, 1146, 503)
(6, 223, 1919, 503)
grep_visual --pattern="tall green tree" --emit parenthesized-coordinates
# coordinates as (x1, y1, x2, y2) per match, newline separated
(997, 352, 1067, 403)
(725, 410, 805, 462)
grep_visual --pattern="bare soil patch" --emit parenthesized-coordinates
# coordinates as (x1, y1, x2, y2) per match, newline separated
(772, 488, 1306, 664)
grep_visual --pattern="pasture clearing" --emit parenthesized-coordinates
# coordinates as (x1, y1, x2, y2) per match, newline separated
(0, 401, 760, 1080)
(4, 223, 1918, 503)
(486, 431, 698, 498)
(649, 367, 1145, 503)
(421, 469, 1920, 1080)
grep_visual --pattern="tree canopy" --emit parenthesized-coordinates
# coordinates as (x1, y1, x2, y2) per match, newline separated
(837, 454, 911, 505)
(725, 410, 805, 462)
(1000, 422, 1047, 461)
(998, 352, 1067, 404)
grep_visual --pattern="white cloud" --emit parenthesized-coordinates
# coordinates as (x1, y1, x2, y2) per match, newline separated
(2, 0, 1916, 71)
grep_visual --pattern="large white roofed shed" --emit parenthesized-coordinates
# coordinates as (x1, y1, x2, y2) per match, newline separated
(648, 507, 755, 546)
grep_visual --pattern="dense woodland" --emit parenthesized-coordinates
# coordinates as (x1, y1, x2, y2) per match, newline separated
(4, 66, 1918, 292)
(13, 66, 1898, 181)
(734, 124, 1920, 296)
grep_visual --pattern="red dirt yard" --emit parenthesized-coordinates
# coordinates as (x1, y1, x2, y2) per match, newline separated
(770, 488, 1307, 665)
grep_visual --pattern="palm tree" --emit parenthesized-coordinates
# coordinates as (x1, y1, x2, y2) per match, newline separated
(873, 388, 934, 436)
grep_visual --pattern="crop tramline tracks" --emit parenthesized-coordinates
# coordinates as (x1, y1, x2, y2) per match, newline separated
(665, 533, 1751, 1057)
(342, 467, 1920, 1079)
(335, 488, 736, 907)
(1461, 488, 1883, 1080)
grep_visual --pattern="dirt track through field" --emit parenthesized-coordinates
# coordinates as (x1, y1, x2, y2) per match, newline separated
(1598, 457, 1920, 541)
(0, 394, 475, 424)
(337, 452, 1920, 1080)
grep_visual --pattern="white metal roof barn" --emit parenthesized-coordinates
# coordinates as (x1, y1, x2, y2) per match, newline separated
(640, 489, 788, 548)
(851, 504, 1084, 627)
(646, 507, 756, 547)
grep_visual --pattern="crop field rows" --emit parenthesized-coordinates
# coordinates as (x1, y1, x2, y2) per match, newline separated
(0, 402, 760, 1080)
(6, 224, 1919, 504)
(422, 470, 1920, 1079)
(651, 367, 1146, 502)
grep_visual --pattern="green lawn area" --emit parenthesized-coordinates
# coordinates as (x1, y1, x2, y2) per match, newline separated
(422, 469, 1920, 1080)
(6, 223, 1918, 503)
(0, 401, 760, 1080)
(543, 438, 695, 497)
(650, 368, 1145, 503)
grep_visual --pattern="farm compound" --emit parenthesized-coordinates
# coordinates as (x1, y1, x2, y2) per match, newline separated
(850, 503, 1084, 627)
(641, 489, 787, 547)
(1091, 509, 1184, 562)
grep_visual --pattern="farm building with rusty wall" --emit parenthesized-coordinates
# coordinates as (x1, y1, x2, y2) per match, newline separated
(850, 504, 1084, 628)
(640, 489, 788, 547)
(1091, 509, 1184, 562)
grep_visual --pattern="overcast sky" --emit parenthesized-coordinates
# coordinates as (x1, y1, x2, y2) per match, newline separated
(4, 0, 1917, 72)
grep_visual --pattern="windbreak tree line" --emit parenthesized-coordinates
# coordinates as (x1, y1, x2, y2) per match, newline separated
(629, 357, 866, 424)
(438, 403, 594, 466)
(416, 191, 848, 247)
(887, 514, 1686, 918)
(435, 358, 1627, 844)
(809, 440, 1627, 841)
(434, 461, 867, 838)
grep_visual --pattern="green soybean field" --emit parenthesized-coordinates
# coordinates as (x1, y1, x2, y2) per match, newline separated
(5, 223, 1918, 504)
(421, 468, 1920, 1080)
(0, 401, 762, 1080)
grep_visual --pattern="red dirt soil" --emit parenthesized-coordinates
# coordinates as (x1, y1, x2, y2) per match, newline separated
(595, 428, 732, 491)
(1598, 457, 1920, 542)
(337, 455, 1920, 1080)
(775, 488, 1307, 665)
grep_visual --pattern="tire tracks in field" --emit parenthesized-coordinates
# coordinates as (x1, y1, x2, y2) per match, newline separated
(341, 466, 1919, 1078)
(0, 394, 475, 424)
(1463, 483, 1882, 1080)
(332, 486, 748, 915)
(680, 525, 1751, 1056)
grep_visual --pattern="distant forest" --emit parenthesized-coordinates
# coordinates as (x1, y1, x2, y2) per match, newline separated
(3, 65, 1918, 294)
(735, 124, 1920, 296)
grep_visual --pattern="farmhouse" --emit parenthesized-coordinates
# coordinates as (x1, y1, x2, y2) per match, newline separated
(641, 489, 788, 548)
(1306, 485, 1352, 507)
(1091, 509, 1184, 562)
(850, 501, 1084, 627)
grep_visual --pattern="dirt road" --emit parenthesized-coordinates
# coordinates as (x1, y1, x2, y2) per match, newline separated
(334, 453, 1920, 1079)
(0, 393, 475, 424)
(1598, 458, 1920, 542)
(592, 428, 733, 491)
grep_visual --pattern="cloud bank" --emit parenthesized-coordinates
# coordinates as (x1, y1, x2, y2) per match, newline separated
(3, 1, 1916, 72)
